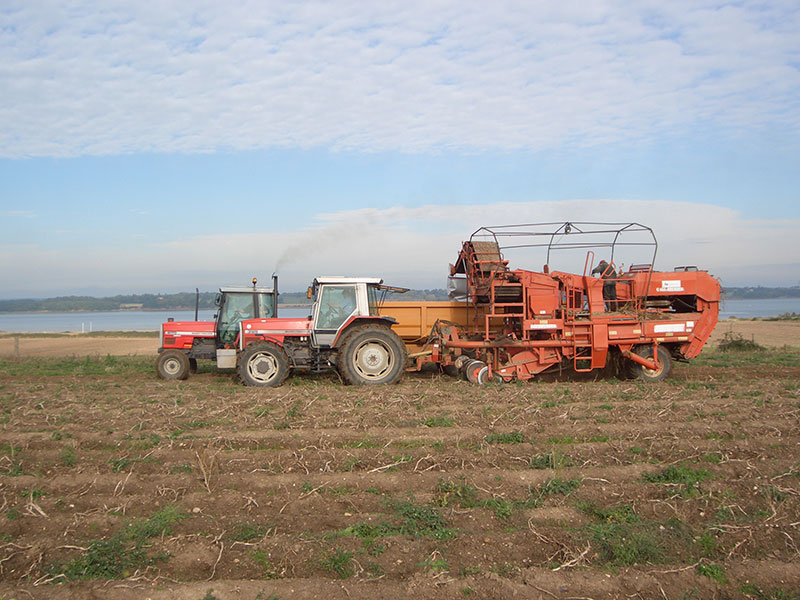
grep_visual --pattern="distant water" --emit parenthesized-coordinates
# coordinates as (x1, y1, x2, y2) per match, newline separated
(719, 298, 799, 320)
(0, 307, 311, 333)
(0, 300, 796, 333)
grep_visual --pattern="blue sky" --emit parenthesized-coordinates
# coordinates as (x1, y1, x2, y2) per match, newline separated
(1, 1, 799, 297)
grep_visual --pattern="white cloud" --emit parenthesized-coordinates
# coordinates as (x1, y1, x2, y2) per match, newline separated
(0, 210, 36, 218)
(1, 1, 798, 157)
(2, 199, 798, 296)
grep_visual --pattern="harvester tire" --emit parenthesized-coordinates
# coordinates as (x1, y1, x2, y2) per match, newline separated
(463, 359, 489, 385)
(626, 345, 672, 382)
(156, 350, 190, 380)
(338, 326, 406, 385)
(239, 342, 289, 387)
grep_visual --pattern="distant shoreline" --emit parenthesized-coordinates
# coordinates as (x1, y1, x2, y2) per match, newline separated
(0, 303, 314, 315)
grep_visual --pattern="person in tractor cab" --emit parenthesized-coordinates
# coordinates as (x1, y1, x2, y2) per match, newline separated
(592, 260, 618, 311)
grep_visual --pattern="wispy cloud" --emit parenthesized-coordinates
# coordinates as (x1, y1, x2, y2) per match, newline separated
(1, 1, 798, 157)
(2, 199, 798, 296)
(0, 209, 36, 218)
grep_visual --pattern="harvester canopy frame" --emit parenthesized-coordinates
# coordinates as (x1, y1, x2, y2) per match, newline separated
(469, 222, 658, 273)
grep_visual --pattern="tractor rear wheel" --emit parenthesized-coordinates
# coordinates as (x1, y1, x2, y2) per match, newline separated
(156, 350, 190, 380)
(626, 345, 672, 382)
(239, 342, 289, 387)
(338, 326, 406, 385)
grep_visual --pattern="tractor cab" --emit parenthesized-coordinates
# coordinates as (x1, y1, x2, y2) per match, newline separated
(308, 277, 406, 347)
(215, 277, 278, 347)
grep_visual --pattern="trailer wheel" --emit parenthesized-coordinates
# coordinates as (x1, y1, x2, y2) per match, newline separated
(156, 350, 190, 380)
(239, 342, 289, 387)
(339, 327, 406, 385)
(627, 345, 672, 382)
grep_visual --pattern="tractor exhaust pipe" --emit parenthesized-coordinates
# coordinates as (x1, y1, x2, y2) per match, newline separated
(194, 288, 199, 321)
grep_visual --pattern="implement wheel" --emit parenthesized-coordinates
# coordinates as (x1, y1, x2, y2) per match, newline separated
(239, 342, 289, 387)
(339, 326, 406, 385)
(626, 345, 672, 382)
(156, 350, 190, 380)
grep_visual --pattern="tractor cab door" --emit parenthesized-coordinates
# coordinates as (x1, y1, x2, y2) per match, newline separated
(216, 292, 257, 346)
(311, 284, 360, 347)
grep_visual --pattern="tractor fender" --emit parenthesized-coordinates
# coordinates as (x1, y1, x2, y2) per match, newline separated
(332, 316, 396, 348)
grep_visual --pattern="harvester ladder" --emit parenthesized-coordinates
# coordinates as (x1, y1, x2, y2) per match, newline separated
(570, 322, 594, 372)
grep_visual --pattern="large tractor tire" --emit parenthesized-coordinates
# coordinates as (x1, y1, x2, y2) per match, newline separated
(238, 342, 290, 387)
(338, 326, 406, 385)
(626, 345, 672, 382)
(156, 350, 190, 380)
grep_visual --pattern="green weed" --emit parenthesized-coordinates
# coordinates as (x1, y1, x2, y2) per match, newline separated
(60, 446, 77, 467)
(696, 562, 728, 585)
(643, 464, 714, 497)
(320, 549, 354, 579)
(50, 505, 185, 580)
(251, 549, 279, 578)
(528, 451, 574, 470)
(485, 431, 525, 444)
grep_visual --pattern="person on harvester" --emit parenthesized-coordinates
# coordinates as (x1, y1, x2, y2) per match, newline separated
(592, 260, 618, 311)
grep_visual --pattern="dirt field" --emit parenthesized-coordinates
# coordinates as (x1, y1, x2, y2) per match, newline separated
(1, 326, 800, 599)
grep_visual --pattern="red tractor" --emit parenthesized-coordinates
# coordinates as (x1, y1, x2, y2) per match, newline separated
(156, 277, 279, 380)
(157, 276, 407, 387)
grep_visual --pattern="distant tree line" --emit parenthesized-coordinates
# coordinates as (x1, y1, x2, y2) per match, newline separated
(0, 292, 220, 313)
(2, 286, 794, 313)
(0, 288, 453, 312)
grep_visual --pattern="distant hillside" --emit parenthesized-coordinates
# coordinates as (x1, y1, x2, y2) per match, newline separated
(1, 286, 796, 312)
(0, 288, 452, 312)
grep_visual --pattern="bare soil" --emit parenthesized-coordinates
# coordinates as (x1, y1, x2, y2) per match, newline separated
(1, 325, 799, 599)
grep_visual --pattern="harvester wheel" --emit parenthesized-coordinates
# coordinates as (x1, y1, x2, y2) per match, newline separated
(156, 350, 190, 380)
(339, 326, 406, 385)
(238, 342, 289, 387)
(463, 359, 489, 385)
(626, 345, 672, 382)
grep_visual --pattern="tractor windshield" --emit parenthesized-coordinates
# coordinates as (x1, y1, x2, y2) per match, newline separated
(218, 293, 255, 345)
(316, 285, 357, 330)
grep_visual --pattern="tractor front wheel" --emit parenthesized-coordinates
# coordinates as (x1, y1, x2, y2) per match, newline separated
(156, 350, 190, 380)
(339, 327, 406, 385)
(626, 345, 672, 382)
(238, 342, 290, 387)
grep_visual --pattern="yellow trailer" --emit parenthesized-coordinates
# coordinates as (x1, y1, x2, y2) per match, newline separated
(378, 301, 473, 352)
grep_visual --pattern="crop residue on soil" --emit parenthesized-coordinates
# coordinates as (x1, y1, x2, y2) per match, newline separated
(1, 349, 800, 599)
